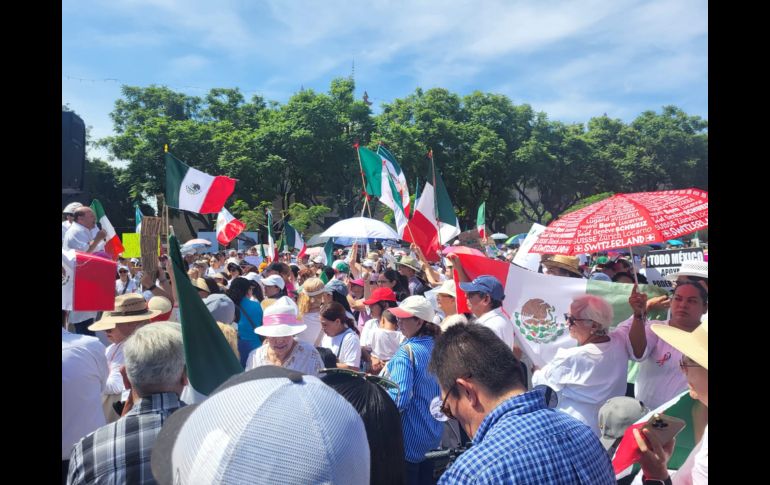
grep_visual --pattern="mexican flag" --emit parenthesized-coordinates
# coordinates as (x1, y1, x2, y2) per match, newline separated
(62, 250, 117, 311)
(135, 204, 143, 233)
(359, 145, 410, 228)
(453, 254, 668, 367)
(284, 221, 307, 259)
(165, 153, 236, 214)
(434, 169, 461, 244)
(612, 391, 701, 475)
(476, 202, 486, 239)
(266, 209, 278, 262)
(168, 234, 242, 395)
(91, 199, 125, 259)
(215, 207, 246, 245)
(403, 182, 441, 262)
(318, 238, 335, 283)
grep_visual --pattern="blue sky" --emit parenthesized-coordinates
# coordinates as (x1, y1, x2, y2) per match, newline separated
(63, 0, 707, 165)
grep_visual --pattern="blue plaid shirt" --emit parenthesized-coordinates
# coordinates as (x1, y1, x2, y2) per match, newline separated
(438, 387, 615, 484)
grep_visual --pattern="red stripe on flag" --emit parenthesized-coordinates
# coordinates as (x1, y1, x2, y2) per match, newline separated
(403, 212, 441, 262)
(104, 236, 125, 260)
(453, 254, 511, 314)
(217, 219, 246, 245)
(199, 176, 237, 214)
(297, 244, 307, 260)
(611, 422, 646, 474)
(74, 252, 117, 311)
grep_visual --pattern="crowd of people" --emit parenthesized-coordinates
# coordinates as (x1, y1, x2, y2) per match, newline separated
(63, 202, 708, 485)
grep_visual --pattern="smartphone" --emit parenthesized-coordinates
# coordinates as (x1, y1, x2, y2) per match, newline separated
(642, 413, 686, 445)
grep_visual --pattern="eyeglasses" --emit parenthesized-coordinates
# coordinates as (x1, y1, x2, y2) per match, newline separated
(440, 374, 471, 420)
(118, 270, 129, 274)
(319, 368, 400, 401)
(679, 356, 702, 372)
(564, 313, 593, 326)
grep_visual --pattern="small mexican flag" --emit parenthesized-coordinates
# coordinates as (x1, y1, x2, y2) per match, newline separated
(62, 250, 117, 311)
(165, 153, 236, 214)
(612, 391, 701, 475)
(215, 207, 246, 246)
(476, 202, 486, 239)
(452, 253, 668, 367)
(359, 145, 410, 234)
(402, 182, 441, 262)
(284, 221, 307, 259)
(91, 199, 125, 259)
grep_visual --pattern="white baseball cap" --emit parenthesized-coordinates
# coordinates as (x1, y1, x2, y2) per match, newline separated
(389, 295, 436, 322)
(261, 274, 285, 290)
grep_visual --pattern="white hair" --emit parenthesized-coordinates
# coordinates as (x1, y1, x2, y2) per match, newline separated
(571, 295, 614, 332)
(124, 322, 185, 396)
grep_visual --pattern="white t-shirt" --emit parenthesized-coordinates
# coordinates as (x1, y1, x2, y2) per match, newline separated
(206, 266, 227, 277)
(296, 312, 323, 346)
(63, 221, 94, 251)
(62, 329, 108, 460)
(617, 317, 690, 409)
(360, 318, 379, 349)
(370, 328, 405, 361)
(476, 308, 515, 348)
(115, 278, 137, 296)
(321, 328, 361, 368)
(531, 331, 630, 435)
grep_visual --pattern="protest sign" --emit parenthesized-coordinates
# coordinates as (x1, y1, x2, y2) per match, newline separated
(512, 223, 547, 272)
(457, 229, 484, 250)
(121, 233, 141, 258)
(644, 248, 704, 290)
(237, 232, 258, 251)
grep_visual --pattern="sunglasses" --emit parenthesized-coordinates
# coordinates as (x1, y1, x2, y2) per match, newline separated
(440, 373, 472, 420)
(679, 356, 702, 372)
(118, 270, 129, 273)
(319, 368, 400, 401)
(564, 313, 593, 326)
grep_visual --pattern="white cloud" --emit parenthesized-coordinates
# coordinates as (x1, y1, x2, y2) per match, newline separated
(168, 54, 210, 73)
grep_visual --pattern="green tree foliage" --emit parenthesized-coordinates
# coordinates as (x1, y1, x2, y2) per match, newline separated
(98, 82, 707, 234)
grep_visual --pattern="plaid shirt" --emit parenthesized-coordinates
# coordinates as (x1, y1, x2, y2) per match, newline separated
(67, 393, 183, 485)
(438, 387, 615, 485)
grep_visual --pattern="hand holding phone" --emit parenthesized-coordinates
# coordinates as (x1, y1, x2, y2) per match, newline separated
(642, 413, 686, 446)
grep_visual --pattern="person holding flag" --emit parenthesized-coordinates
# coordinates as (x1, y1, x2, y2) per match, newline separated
(63, 206, 107, 253)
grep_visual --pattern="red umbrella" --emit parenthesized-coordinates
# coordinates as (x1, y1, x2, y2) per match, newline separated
(442, 245, 486, 257)
(529, 188, 708, 255)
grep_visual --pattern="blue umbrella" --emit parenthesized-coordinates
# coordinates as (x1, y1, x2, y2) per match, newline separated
(666, 239, 685, 246)
(504, 233, 529, 246)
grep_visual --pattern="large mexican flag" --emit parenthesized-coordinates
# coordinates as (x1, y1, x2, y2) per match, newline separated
(453, 254, 668, 367)
(165, 153, 236, 214)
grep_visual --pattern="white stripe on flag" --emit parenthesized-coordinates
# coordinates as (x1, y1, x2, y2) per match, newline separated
(178, 166, 216, 212)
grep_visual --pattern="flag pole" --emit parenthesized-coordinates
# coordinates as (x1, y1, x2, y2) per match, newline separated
(354, 143, 372, 218)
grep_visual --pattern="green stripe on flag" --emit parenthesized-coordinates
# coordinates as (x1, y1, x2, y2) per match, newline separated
(586, 280, 669, 326)
(165, 153, 188, 208)
(359, 146, 384, 197)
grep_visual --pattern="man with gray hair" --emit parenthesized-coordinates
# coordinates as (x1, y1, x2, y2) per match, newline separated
(67, 323, 187, 485)
(532, 294, 632, 435)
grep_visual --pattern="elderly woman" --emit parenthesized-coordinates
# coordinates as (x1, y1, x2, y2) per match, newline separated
(635, 319, 708, 485)
(531, 295, 629, 436)
(245, 296, 324, 376)
(384, 295, 443, 485)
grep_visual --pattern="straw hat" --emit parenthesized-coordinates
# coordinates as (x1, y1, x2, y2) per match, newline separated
(89, 294, 160, 331)
(397, 256, 422, 272)
(192, 278, 211, 294)
(651, 319, 708, 370)
(542, 255, 583, 277)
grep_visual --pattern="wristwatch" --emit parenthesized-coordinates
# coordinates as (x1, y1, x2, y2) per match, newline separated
(642, 476, 672, 485)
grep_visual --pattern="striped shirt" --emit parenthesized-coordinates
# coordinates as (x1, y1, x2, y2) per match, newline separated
(438, 386, 616, 484)
(67, 392, 184, 485)
(385, 335, 443, 463)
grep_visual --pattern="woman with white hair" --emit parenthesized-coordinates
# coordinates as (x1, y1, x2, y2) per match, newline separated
(532, 294, 630, 436)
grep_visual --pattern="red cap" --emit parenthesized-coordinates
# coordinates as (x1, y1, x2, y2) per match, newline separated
(363, 287, 397, 305)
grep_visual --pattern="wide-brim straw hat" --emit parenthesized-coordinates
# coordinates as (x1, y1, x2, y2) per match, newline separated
(542, 255, 583, 277)
(89, 294, 160, 331)
(397, 256, 422, 272)
(254, 296, 307, 338)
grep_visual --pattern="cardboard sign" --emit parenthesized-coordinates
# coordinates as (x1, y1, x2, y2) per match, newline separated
(643, 248, 704, 290)
(512, 223, 547, 272)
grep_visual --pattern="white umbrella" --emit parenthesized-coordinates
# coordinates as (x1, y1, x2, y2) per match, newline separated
(490, 233, 509, 240)
(319, 217, 400, 241)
